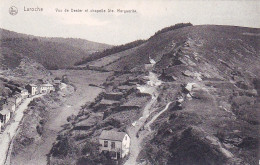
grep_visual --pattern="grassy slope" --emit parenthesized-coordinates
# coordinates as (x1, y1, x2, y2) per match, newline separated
(0, 29, 112, 69)
(75, 40, 146, 66)
(130, 25, 260, 165)
(74, 25, 259, 164)
(104, 25, 260, 75)
(41, 25, 260, 165)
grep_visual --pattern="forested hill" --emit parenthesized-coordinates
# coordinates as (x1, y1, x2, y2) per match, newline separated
(0, 29, 112, 69)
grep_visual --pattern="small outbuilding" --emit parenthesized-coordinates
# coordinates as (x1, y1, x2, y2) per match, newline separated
(14, 94, 22, 105)
(99, 130, 130, 160)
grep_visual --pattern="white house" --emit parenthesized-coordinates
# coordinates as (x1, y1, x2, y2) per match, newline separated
(14, 94, 22, 105)
(16, 87, 29, 99)
(7, 94, 22, 107)
(39, 83, 55, 93)
(25, 84, 38, 96)
(0, 108, 11, 124)
(4, 102, 16, 114)
(20, 89, 29, 99)
(99, 130, 130, 160)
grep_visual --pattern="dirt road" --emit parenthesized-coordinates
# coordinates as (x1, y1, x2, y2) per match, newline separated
(10, 70, 112, 165)
(0, 94, 45, 165)
(125, 71, 162, 165)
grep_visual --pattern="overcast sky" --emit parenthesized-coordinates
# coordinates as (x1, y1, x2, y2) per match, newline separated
(0, 0, 259, 45)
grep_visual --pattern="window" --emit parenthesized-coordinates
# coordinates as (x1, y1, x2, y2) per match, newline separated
(104, 141, 108, 147)
(125, 136, 127, 140)
(111, 142, 115, 149)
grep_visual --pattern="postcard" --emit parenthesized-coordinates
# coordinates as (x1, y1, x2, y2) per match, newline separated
(0, 0, 259, 165)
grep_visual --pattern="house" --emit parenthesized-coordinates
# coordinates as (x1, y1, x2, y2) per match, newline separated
(7, 94, 22, 107)
(16, 87, 29, 98)
(4, 102, 16, 114)
(0, 108, 11, 124)
(14, 94, 22, 105)
(39, 83, 55, 93)
(25, 84, 38, 95)
(20, 89, 29, 99)
(54, 77, 62, 84)
(99, 130, 130, 160)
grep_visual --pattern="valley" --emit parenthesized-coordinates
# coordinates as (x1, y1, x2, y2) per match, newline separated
(10, 70, 112, 165)
(0, 24, 259, 165)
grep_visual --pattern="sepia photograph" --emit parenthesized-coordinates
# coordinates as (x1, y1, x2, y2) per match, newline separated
(0, 0, 259, 165)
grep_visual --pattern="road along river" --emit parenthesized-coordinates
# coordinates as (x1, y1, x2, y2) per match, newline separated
(0, 93, 45, 165)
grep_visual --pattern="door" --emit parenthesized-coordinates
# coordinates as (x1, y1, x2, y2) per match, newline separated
(117, 152, 120, 159)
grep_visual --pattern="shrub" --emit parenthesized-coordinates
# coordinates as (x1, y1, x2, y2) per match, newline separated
(149, 23, 193, 39)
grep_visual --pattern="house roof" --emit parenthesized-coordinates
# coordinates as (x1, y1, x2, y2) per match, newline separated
(21, 89, 28, 93)
(0, 109, 10, 115)
(17, 87, 23, 91)
(29, 84, 37, 87)
(5, 101, 15, 107)
(99, 130, 127, 141)
(14, 94, 22, 98)
(41, 83, 53, 87)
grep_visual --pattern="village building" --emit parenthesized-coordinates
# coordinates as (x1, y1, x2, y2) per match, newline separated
(4, 102, 16, 114)
(0, 107, 11, 124)
(16, 87, 29, 99)
(14, 94, 22, 105)
(25, 84, 38, 96)
(20, 89, 29, 99)
(7, 94, 22, 107)
(99, 130, 130, 160)
(39, 83, 55, 93)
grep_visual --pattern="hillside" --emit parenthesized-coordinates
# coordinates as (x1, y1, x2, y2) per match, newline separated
(0, 29, 112, 69)
(75, 40, 146, 66)
(47, 24, 260, 165)
(75, 23, 192, 67)
(0, 56, 52, 103)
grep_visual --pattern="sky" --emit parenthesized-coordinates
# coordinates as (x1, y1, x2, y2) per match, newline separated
(0, 0, 259, 45)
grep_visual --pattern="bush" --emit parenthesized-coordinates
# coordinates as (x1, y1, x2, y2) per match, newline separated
(50, 136, 71, 157)
(149, 23, 193, 39)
